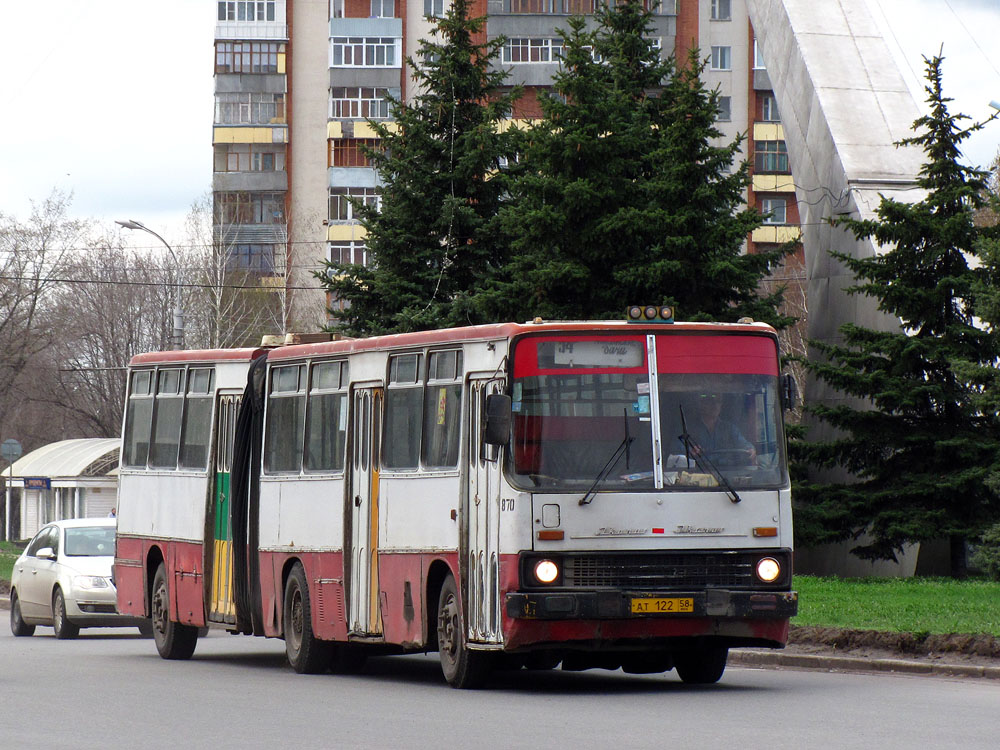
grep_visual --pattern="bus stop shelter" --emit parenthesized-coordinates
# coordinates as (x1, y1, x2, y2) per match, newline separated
(3, 438, 120, 541)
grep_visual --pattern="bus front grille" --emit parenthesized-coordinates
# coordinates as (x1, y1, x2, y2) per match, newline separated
(563, 552, 757, 590)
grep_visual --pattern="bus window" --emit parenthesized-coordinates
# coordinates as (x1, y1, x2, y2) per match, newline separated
(422, 350, 463, 468)
(179, 368, 216, 470)
(265, 364, 306, 473)
(384, 353, 422, 469)
(304, 360, 349, 472)
(122, 370, 153, 467)
(150, 369, 184, 468)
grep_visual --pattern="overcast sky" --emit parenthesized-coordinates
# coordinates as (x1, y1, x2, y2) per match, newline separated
(0, 0, 997, 245)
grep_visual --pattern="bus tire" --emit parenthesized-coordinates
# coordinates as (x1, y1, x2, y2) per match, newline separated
(674, 645, 728, 684)
(436, 574, 493, 689)
(52, 588, 80, 640)
(284, 562, 331, 674)
(151, 563, 198, 660)
(10, 591, 35, 637)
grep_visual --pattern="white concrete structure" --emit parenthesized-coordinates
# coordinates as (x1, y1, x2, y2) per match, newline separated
(4, 439, 120, 541)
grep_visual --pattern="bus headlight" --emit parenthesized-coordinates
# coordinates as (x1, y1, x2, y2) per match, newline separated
(755, 557, 781, 583)
(533, 559, 560, 585)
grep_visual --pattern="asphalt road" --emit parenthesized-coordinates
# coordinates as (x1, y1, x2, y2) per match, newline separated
(2, 625, 998, 750)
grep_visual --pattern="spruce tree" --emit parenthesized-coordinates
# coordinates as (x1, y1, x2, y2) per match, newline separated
(794, 56, 1000, 575)
(477, 0, 790, 325)
(315, 0, 520, 335)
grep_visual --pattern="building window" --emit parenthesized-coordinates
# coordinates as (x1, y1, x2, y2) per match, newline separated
(215, 41, 283, 74)
(710, 46, 731, 71)
(717, 95, 731, 121)
(329, 187, 380, 222)
(329, 139, 379, 168)
(331, 37, 399, 67)
(755, 140, 789, 173)
(215, 192, 286, 225)
(761, 197, 787, 225)
(753, 39, 766, 70)
(711, 0, 731, 20)
(371, 0, 395, 17)
(331, 87, 391, 119)
(502, 38, 564, 64)
(218, 1, 276, 22)
(225, 244, 276, 273)
(215, 93, 286, 125)
(761, 93, 780, 122)
(424, 0, 444, 17)
(510, 0, 555, 13)
(329, 241, 369, 266)
(214, 144, 285, 172)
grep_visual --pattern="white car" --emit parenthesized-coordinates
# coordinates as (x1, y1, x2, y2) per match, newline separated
(9, 518, 150, 638)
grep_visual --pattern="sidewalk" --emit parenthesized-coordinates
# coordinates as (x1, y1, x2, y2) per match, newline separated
(729, 647, 1000, 680)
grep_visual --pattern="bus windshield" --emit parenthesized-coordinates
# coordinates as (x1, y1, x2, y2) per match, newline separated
(508, 333, 788, 492)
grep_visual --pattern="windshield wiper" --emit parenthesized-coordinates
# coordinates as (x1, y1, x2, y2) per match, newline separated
(678, 404, 742, 504)
(580, 410, 633, 505)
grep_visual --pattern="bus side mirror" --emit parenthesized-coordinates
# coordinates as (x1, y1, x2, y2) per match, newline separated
(483, 394, 512, 446)
(781, 373, 797, 410)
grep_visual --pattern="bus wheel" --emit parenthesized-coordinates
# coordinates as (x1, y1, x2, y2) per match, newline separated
(674, 646, 728, 684)
(10, 591, 35, 637)
(284, 562, 331, 674)
(151, 563, 198, 660)
(436, 574, 492, 689)
(52, 588, 80, 640)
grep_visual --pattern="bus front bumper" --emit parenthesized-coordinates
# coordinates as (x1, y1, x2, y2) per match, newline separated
(506, 589, 798, 621)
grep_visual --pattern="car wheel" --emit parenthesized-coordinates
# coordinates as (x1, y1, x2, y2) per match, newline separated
(283, 562, 331, 674)
(10, 592, 35, 637)
(437, 574, 493, 689)
(674, 645, 728, 684)
(52, 588, 80, 640)
(151, 563, 198, 660)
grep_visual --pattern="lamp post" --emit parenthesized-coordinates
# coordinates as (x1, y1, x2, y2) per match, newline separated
(116, 219, 184, 350)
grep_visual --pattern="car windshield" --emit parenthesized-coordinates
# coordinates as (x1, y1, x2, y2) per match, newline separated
(507, 333, 788, 492)
(64, 527, 116, 557)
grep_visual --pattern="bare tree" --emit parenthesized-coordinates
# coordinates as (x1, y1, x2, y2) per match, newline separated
(0, 191, 83, 444)
(182, 194, 288, 348)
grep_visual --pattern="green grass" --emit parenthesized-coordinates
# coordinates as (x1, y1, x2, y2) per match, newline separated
(793, 575, 1000, 636)
(1, 541, 24, 585)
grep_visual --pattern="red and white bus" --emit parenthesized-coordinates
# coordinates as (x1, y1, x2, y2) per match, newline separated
(115, 314, 798, 687)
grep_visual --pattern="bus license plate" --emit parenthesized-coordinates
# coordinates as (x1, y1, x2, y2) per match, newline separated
(630, 597, 694, 614)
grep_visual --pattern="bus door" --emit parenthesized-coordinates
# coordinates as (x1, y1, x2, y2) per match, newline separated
(209, 392, 240, 624)
(348, 386, 383, 636)
(466, 376, 505, 645)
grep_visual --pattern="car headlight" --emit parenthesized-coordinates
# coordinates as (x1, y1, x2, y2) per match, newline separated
(533, 559, 560, 585)
(755, 557, 782, 583)
(74, 575, 110, 590)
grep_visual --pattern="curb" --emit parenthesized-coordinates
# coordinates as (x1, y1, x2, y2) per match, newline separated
(730, 648, 1000, 680)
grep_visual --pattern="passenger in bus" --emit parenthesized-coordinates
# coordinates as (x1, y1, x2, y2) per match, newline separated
(683, 394, 756, 463)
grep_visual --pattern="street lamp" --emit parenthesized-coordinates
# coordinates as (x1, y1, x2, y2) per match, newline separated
(116, 219, 184, 350)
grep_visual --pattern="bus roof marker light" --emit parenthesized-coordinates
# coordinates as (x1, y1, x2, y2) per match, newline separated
(626, 305, 673, 323)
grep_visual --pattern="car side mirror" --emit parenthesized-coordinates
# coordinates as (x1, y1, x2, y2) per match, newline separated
(483, 394, 512, 447)
(781, 373, 798, 410)
(36, 547, 56, 561)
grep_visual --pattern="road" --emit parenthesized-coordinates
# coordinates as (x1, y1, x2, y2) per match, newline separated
(1, 627, 998, 750)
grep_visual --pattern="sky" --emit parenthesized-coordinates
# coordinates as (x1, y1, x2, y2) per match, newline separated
(0, 0, 997, 246)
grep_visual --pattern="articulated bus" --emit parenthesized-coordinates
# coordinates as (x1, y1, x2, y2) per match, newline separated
(115, 314, 798, 687)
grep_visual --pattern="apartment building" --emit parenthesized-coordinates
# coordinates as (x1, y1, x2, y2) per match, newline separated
(212, 0, 803, 331)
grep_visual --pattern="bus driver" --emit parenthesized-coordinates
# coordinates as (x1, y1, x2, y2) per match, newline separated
(685, 394, 756, 463)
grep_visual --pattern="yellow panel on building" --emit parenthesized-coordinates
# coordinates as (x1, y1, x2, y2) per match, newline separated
(753, 174, 797, 193)
(213, 127, 287, 144)
(751, 225, 802, 243)
(752, 123, 784, 141)
(327, 224, 368, 241)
